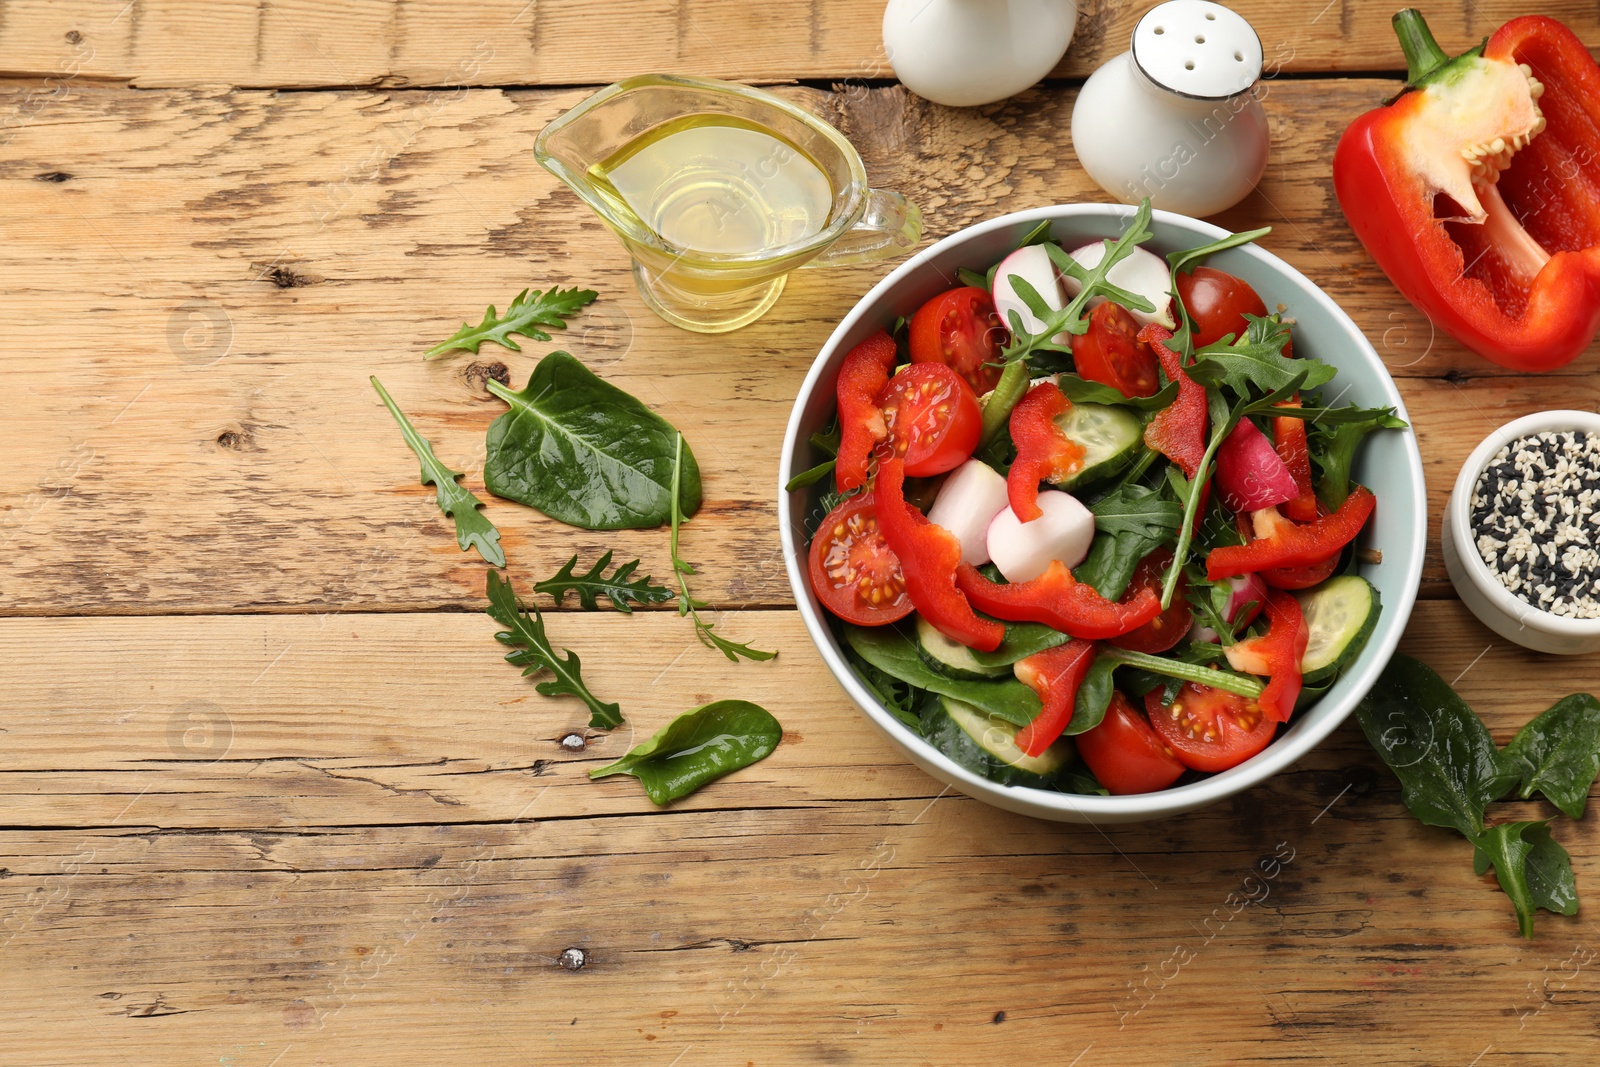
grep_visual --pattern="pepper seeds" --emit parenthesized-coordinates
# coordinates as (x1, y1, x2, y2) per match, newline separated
(1471, 429, 1600, 620)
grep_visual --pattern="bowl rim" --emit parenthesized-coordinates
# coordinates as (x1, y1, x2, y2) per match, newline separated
(777, 202, 1427, 820)
(1446, 409, 1600, 636)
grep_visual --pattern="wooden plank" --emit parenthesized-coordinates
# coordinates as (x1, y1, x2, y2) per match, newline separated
(0, 0, 1596, 88)
(0, 602, 1595, 1065)
(1, 78, 1593, 615)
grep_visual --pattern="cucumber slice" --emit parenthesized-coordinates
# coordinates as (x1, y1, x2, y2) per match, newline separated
(1049, 401, 1143, 490)
(916, 615, 1010, 680)
(923, 697, 1078, 787)
(1295, 575, 1381, 685)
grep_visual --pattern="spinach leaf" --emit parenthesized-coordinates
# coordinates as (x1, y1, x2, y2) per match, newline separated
(843, 624, 1041, 726)
(1309, 409, 1407, 509)
(589, 700, 782, 805)
(1354, 653, 1518, 836)
(1069, 646, 1263, 737)
(1074, 482, 1180, 600)
(425, 285, 597, 359)
(846, 648, 929, 735)
(785, 458, 837, 491)
(532, 551, 673, 613)
(1057, 374, 1179, 412)
(1501, 693, 1600, 818)
(370, 376, 505, 568)
(1071, 654, 1118, 735)
(486, 571, 621, 729)
(1471, 821, 1578, 938)
(484, 352, 701, 530)
(967, 623, 1069, 667)
(1185, 314, 1338, 396)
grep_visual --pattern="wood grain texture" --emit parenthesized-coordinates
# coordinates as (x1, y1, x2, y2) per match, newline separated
(3, 78, 1597, 615)
(0, 602, 1596, 1065)
(0, 0, 1596, 88)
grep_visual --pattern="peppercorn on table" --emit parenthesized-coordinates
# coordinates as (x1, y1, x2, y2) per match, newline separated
(3, 2, 1600, 1064)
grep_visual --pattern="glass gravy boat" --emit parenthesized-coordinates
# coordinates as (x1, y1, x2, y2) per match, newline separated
(536, 74, 922, 333)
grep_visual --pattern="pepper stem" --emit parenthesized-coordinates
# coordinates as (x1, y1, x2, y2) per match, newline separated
(1392, 9, 1451, 87)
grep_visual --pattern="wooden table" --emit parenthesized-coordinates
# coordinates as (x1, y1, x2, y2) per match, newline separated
(3, 2, 1599, 1063)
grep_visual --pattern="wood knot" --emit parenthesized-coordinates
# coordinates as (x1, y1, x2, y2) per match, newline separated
(35, 172, 71, 183)
(557, 947, 588, 971)
(216, 429, 252, 451)
(267, 266, 317, 289)
(65, 30, 82, 44)
(557, 731, 587, 752)
(463, 360, 511, 396)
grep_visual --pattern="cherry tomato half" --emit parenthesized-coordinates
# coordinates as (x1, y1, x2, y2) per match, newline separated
(1074, 692, 1187, 795)
(1073, 302, 1160, 398)
(909, 286, 1005, 394)
(807, 493, 914, 627)
(1109, 550, 1191, 654)
(1176, 266, 1269, 349)
(1144, 682, 1277, 773)
(878, 363, 982, 477)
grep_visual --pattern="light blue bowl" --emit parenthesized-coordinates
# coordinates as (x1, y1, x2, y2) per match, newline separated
(777, 204, 1426, 823)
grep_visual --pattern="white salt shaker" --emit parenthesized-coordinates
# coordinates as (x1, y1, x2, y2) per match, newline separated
(1070, 1, 1269, 216)
(883, 0, 1079, 108)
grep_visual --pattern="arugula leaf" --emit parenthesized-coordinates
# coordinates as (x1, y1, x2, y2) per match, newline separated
(424, 286, 598, 358)
(1471, 821, 1578, 938)
(1354, 653, 1518, 837)
(843, 624, 1042, 725)
(1164, 226, 1273, 357)
(1310, 409, 1408, 509)
(370, 376, 505, 568)
(809, 419, 841, 458)
(1070, 646, 1264, 736)
(532, 551, 673, 613)
(1501, 693, 1600, 818)
(1057, 374, 1179, 412)
(486, 570, 621, 729)
(669, 434, 777, 663)
(1185, 314, 1338, 396)
(589, 700, 782, 805)
(956, 266, 989, 289)
(484, 352, 701, 530)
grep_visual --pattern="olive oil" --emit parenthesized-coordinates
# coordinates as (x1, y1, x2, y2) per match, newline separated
(588, 116, 834, 256)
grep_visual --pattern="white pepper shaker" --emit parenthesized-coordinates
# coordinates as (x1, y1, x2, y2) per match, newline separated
(883, 0, 1079, 108)
(1070, 1, 1269, 216)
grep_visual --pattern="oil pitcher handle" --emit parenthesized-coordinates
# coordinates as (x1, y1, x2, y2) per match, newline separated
(806, 189, 922, 268)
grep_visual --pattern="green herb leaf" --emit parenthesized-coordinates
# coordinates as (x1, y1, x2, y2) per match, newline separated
(669, 434, 777, 663)
(1057, 374, 1179, 412)
(1501, 693, 1600, 818)
(484, 352, 701, 530)
(1074, 482, 1181, 600)
(425, 286, 598, 358)
(531, 551, 674, 613)
(1164, 226, 1273, 356)
(1310, 409, 1408, 509)
(846, 648, 930, 734)
(1354, 653, 1518, 837)
(843, 624, 1042, 726)
(486, 570, 621, 729)
(588, 699, 782, 805)
(1071, 654, 1118, 735)
(1014, 219, 1056, 250)
(979, 358, 1033, 448)
(956, 266, 989, 289)
(1185, 314, 1338, 397)
(1470, 821, 1578, 938)
(967, 623, 1069, 668)
(370, 376, 505, 568)
(784, 458, 837, 492)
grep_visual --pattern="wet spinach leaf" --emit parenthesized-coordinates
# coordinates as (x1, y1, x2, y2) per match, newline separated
(589, 700, 782, 805)
(1500, 693, 1600, 819)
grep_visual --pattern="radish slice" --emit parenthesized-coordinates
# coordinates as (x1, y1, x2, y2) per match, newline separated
(1061, 242, 1176, 328)
(926, 459, 1010, 566)
(1189, 574, 1269, 642)
(985, 490, 1096, 583)
(992, 245, 1068, 343)
(1215, 420, 1299, 513)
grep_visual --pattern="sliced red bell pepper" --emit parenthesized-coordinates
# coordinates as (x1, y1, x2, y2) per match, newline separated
(1272, 398, 1318, 522)
(1006, 381, 1085, 522)
(874, 457, 1003, 652)
(1206, 486, 1376, 581)
(955, 560, 1161, 640)
(835, 331, 898, 492)
(1140, 324, 1207, 478)
(1222, 589, 1309, 724)
(1333, 10, 1600, 371)
(1012, 640, 1097, 757)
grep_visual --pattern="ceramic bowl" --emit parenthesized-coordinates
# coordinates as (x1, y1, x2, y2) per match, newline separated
(777, 203, 1427, 823)
(1442, 409, 1600, 656)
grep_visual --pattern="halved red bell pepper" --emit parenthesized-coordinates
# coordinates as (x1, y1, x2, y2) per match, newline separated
(1206, 486, 1376, 581)
(955, 559, 1161, 640)
(1012, 640, 1097, 757)
(1223, 589, 1309, 724)
(874, 457, 1003, 651)
(1007, 381, 1085, 522)
(1140, 325, 1207, 478)
(1333, 10, 1600, 371)
(1272, 398, 1318, 522)
(835, 331, 898, 492)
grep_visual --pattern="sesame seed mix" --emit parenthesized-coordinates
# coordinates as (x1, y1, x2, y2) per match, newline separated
(1470, 429, 1600, 620)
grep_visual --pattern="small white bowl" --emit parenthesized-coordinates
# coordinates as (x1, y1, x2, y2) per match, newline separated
(1442, 409, 1600, 656)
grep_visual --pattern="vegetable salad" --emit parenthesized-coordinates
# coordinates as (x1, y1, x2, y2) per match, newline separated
(798, 202, 1407, 796)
